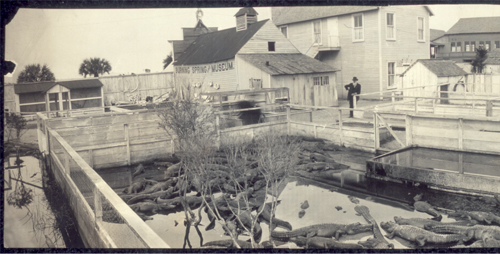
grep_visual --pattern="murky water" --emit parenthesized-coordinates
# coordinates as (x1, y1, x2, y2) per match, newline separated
(375, 147, 500, 177)
(3, 156, 84, 248)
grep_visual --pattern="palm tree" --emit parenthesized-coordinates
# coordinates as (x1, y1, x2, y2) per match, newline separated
(163, 52, 173, 70)
(471, 47, 488, 73)
(17, 64, 56, 83)
(79, 57, 112, 77)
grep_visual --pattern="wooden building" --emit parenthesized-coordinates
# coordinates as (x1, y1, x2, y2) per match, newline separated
(13, 79, 105, 114)
(170, 7, 339, 106)
(272, 6, 433, 98)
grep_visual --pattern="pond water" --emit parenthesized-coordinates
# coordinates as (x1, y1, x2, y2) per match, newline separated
(3, 156, 84, 248)
(375, 147, 500, 177)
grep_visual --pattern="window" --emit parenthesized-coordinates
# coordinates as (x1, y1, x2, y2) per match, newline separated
(388, 62, 395, 88)
(353, 14, 364, 41)
(280, 26, 288, 38)
(313, 76, 329, 86)
(496, 41, 500, 49)
(471, 41, 476, 51)
(451, 42, 456, 52)
(465, 41, 470, 51)
(250, 78, 262, 89)
(268, 41, 275, 51)
(486, 41, 491, 51)
(417, 17, 424, 41)
(456, 42, 461, 52)
(386, 13, 395, 40)
(313, 20, 321, 44)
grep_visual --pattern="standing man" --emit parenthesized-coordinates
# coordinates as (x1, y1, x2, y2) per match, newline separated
(344, 77, 361, 118)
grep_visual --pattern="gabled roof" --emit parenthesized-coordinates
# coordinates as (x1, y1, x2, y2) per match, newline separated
(273, 6, 379, 26)
(446, 16, 500, 35)
(238, 53, 338, 75)
(401, 59, 467, 77)
(430, 29, 445, 41)
(174, 19, 269, 66)
(15, 79, 103, 94)
(235, 7, 258, 17)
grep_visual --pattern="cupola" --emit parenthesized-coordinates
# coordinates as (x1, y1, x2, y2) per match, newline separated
(235, 7, 258, 32)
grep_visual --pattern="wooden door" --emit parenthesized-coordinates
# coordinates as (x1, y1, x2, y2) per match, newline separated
(313, 76, 338, 106)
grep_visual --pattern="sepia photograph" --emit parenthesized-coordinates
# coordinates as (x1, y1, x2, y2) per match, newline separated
(3, 1, 500, 250)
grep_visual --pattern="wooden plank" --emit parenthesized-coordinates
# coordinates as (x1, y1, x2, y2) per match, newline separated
(373, 113, 380, 149)
(412, 157, 459, 172)
(74, 141, 127, 152)
(463, 120, 500, 132)
(376, 113, 404, 147)
(342, 130, 374, 140)
(124, 124, 130, 166)
(343, 136, 373, 148)
(412, 117, 458, 129)
(463, 129, 500, 142)
(412, 135, 458, 149)
(412, 125, 459, 139)
(463, 163, 500, 177)
(458, 118, 463, 150)
(463, 139, 500, 153)
(463, 153, 500, 167)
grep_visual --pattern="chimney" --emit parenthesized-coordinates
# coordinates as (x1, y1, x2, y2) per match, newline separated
(235, 7, 258, 32)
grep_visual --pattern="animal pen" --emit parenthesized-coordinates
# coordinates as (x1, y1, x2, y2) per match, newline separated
(34, 84, 500, 247)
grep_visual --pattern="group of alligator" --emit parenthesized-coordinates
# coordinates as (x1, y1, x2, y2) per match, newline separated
(115, 137, 500, 249)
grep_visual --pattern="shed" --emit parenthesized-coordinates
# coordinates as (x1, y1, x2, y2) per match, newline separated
(14, 79, 105, 114)
(400, 59, 468, 101)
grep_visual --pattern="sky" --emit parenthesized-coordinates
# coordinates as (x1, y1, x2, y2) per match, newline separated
(4, 4, 500, 83)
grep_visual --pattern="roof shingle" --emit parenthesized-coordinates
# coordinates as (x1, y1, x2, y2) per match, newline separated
(238, 53, 338, 75)
(403, 59, 467, 77)
(174, 20, 268, 66)
(446, 16, 500, 35)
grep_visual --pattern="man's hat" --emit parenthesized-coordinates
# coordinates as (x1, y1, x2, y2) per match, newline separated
(353, 77, 358, 82)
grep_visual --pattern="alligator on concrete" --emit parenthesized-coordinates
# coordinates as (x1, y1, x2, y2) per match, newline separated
(156, 195, 209, 211)
(123, 180, 147, 194)
(202, 239, 262, 248)
(380, 221, 472, 246)
(258, 202, 292, 231)
(290, 236, 365, 249)
(447, 210, 500, 225)
(355, 205, 394, 249)
(140, 177, 178, 194)
(424, 224, 500, 241)
(235, 210, 262, 243)
(271, 222, 372, 241)
(413, 201, 442, 221)
(129, 202, 176, 215)
(394, 216, 478, 229)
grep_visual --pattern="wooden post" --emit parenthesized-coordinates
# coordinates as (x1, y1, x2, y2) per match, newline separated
(286, 105, 291, 135)
(432, 98, 436, 114)
(458, 153, 464, 174)
(405, 115, 413, 146)
(94, 187, 103, 223)
(170, 139, 175, 154)
(124, 124, 131, 166)
(216, 114, 221, 149)
(458, 118, 463, 150)
(353, 95, 357, 109)
(392, 92, 396, 111)
(486, 100, 493, 117)
(338, 109, 343, 146)
(373, 112, 380, 150)
(88, 149, 94, 168)
(313, 125, 318, 139)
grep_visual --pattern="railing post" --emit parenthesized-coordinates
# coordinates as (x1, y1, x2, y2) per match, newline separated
(313, 125, 318, 139)
(94, 187, 103, 224)
(405, 115, 413, 146)
(124, 124, 131, 166)
(88, 149, 94, 168)
(486, 100, 493, 117)
(216, 114, 221, 149)
(458, 118, 463, 150)
(373, 112, 380, 150)
(391, 92, 395, 111)
(338, 109, 343, 146)
(286, 105, 291, 135)
(64, 153, 70, 175)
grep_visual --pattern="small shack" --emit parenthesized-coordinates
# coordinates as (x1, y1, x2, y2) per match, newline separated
(400, 59, 468, 100)
(14, 79, 105, 115)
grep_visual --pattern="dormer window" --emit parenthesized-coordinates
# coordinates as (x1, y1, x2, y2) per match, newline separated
(268, 41, 275, 51)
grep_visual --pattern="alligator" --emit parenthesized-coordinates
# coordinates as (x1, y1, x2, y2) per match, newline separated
(380, 221, 472, 246)
(136, 212, 154, 221)
(394, 216, 478, 229)
(290, 236, 364, 249)
(123, 179, 148, 194)
(424, 224, 500, 241)
(270, 222, 373, 241)
(309, 152, 337, 163)
(448, 210, 500, 225)
(452, 240, 484, 248)
(258, 202, 292, 231)
(413, 201, 442, 221)
(129, 202, 176, 215)
(165, 162, 183, 178)
(355, 205, 394, 249)
(202, 239, 262, 248)
(140, 177, 178, 194)
(483, 232, 500, 247)
(296, 162, 349, 172)
(132, 164, 145, 177)
(156, 195, 209, 210)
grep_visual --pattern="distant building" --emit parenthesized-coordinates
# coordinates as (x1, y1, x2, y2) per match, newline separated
(430, 29, 445, 58)
(272, 5, 433, 97)
(433, 16, 500, 62)
(170, 7, 340, 106)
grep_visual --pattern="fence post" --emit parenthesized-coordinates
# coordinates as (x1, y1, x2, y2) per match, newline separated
(338, 109, 343, 146)
(405, 115, 413, 146)
(353, 95, 357, 109)
(391, 92, 396, 111)
(286, 105, 291, 135)
(486, 100, 493, 117)
(93, 187, 103, 224)
(458, 118, 463, 150)
(313, 125, 318, 139)
(124, 124, 131, 166)
(216, 114, 221, 149)
(373, 112, 380, 150)
(88, 149, 94, 168)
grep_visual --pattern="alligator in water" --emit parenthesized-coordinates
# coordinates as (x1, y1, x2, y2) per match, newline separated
(394, 216, 478, 229)
(258, 202, 292, 231)
(156, 195, 209, 211)
(140, 177, 178, 194)
(448, 210, 500, 225)
(380, 221, 472, 246)
(271, 222, 372, 241)
(424, 224, 500, 241)
(290, 236, 365, 249)
(355, 205, 394, 249)
(132, 164, 145, 177)
(202, 239, 262, 248)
